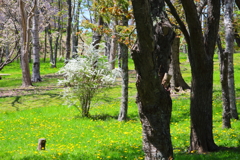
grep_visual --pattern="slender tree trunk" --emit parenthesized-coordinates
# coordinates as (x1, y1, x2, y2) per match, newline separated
(51, 0, 61, 68)
(47, 23, 54, 65)
(66, 0, 72, 60)
(224, 0, 239, 120)
(72, 0, 81, 54)
(131, 0, 174, 159)
(181, 0, 220, 152)
(109, 19, 118, 70)
(32, 0, 41, 82)
(19, 0, 32, 87)
(44, 27, 47, 62)
(92, 16, 103, 49)
(169, 37, 190, 91)
(118, 9, 129, 121)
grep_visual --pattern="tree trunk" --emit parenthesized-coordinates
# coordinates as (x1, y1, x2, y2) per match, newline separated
(109, 20, 118, 70)
(48, 23, 54, 66)
(44, 27, 47, 62)
(19, 0, 32, 87)
(181, 0, 220, 153)
(131, 0, 174, 159)
(225, 0, 239, 120)
(118, 8, 129, 121)
(92, 16, 103, 49)
(169, 37, 190, 91)
(72, 0, 81, 54)
(217, 35, 231, 128)
(66, 0, 72, 60)
(31, 0, 41, 82)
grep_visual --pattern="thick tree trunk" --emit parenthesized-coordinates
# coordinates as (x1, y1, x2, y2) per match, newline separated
(224, 0, 239, 120)
(19, 0, 32, 87)
(66, 0, 72, 60)
(131, 0, 174, 159)
(32, 0, 41, 82)
(181, 0, 220, 153)
(169, 37, 190, 91)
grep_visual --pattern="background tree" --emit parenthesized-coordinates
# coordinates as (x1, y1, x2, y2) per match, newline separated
(19, 0, 33, 87)
(66, 0, 72, 60)
(169, 36, 190, 91)
(31, 0, 42, 82)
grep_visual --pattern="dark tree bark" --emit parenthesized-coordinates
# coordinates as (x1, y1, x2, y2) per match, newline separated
(66, 0, 72, 60)
(181, 0, 220, 153)
(169, 37, 190, 91)
(31, 0, 41, 82)
(131, 0, 174, 159)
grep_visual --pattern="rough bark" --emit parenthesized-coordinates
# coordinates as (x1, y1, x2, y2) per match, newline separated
(31, 0, 41, 82)
(169, 37, 190, 91)
(66, 0, 72, 60)
(131, 0, 174, 159)
(224, 0, 239, 120)
(181, 0, 220, 153)
(19, 0, 33, 87)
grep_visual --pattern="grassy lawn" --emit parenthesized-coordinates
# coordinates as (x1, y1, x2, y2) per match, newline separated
(0, 54, 240, 160)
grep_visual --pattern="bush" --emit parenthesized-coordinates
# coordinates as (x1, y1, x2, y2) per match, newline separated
(58, 44, 121, 117)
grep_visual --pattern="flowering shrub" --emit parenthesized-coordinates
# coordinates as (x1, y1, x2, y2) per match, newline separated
(58, 44, 121, 117)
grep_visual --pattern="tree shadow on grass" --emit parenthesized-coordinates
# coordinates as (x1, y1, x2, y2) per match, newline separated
(19, 144, 144, 160)
(174, 147, 240, 160)
(11, 96, 21, 111)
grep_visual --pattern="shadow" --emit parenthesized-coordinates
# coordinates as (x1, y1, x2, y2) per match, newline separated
(19, 144, 144, 160)
(74, 114, 119, 121)
(11, 96, 21, 111)
(174, 146, 240, 160)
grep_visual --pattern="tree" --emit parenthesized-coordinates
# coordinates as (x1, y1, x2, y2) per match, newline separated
(118, 2, 129, 121)
(19, 0, 33, 87)
(72, 0, 82, 54)
(169, 36, 190, 91)
(226, 0, 239, 120)
(66, 0, 72, 60)
(179, 0, 220, 152)
(131, 0, 175, 159)
(31, 0, 42, 82)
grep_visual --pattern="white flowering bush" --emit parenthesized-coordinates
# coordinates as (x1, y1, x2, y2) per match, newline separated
(58, 43, 121, 117)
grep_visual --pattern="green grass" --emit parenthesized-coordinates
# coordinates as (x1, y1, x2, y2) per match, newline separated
(0, 55, 240, 159)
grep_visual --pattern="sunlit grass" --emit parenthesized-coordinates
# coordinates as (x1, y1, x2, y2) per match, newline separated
(0, 54, 240, 159)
